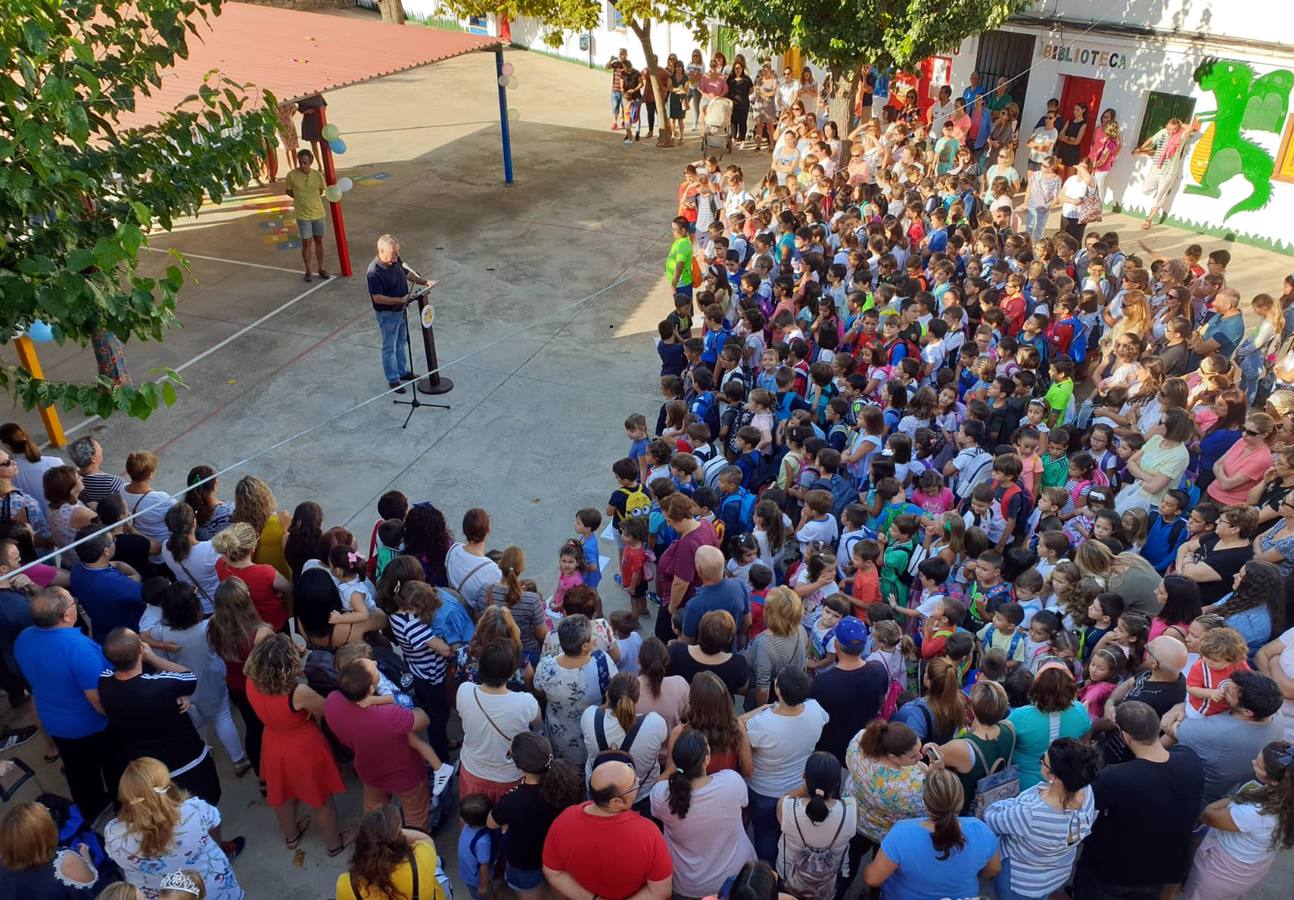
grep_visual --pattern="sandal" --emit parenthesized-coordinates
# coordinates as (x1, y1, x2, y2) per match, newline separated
(285, 817, 310, 850)
(326, 827, 357, 858)
(232, 758, 253, 778)
(318, 269, 329, 279)
(1140, 219, 1152, 230)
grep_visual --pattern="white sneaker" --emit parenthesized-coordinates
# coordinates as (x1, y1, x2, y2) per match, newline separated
(431, 761, 456, 797)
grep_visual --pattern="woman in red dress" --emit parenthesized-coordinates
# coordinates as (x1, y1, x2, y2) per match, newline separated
(243, 632, 350, 855)
(213, 522, 291, 631)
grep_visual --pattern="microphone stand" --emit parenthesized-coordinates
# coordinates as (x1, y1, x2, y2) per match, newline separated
(393, 283, 449, 429)
(402, 263, 454, 397)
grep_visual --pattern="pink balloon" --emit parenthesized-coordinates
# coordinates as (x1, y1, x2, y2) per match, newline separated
(502, 62, 515, 76)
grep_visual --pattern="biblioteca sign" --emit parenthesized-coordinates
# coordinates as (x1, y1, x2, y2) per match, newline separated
(1041, 42, 1130, 71)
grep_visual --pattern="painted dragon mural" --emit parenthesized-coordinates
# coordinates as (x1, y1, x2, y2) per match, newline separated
(1187, 57, 1294, 220)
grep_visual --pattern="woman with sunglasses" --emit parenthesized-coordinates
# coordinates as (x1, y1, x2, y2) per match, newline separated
(1207, 412, 1276, 506)
(0, 451, 42, 537)
(1176, 504, 1258, 606)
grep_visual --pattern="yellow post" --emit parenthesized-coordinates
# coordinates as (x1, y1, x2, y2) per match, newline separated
(12, 335, 66, 447)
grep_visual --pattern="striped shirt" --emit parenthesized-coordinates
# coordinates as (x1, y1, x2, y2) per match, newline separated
(389, 612, 446, 683)
(982, 782, 1095, 896)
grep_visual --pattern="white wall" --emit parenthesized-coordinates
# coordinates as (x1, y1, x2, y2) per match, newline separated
(958, 19, 1294, 248)
(1028, 0, 1274, 48)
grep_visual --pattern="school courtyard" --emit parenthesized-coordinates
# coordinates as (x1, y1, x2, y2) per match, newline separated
(4, 13, 1294, 897)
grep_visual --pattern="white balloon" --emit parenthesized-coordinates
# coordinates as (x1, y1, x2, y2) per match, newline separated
(337, 177, 354, 192)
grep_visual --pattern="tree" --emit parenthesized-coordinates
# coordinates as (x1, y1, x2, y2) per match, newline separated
(692, 0, 1032, 127)
(440, 1, 690, 87)
(1, 0, 278, 421)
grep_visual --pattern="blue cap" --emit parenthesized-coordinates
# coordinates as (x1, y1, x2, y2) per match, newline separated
(834, 616, 868, 651)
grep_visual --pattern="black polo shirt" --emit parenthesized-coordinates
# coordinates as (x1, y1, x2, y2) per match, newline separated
(367, 256, 409, 313)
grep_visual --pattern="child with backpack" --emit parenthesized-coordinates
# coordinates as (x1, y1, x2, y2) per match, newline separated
(458, 794, 495, 900)
(605, 458, 651, 551)
(867, 619, 916, 719)
(716, 466, 758, 535)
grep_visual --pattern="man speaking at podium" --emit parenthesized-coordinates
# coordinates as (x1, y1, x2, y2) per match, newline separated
(367, 234, 431, 394)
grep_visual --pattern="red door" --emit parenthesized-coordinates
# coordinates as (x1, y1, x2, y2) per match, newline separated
(1059, 75, 1105, 158)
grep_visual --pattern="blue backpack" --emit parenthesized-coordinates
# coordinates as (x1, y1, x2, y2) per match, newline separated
(720, 488, 758, 534)
(1058, 316, 1088, 364)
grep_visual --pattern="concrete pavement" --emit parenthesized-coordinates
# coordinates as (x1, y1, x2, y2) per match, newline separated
(2, 15, 1292, 896)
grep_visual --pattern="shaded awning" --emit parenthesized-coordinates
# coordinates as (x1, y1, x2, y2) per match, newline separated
(117, 2, 500, 129)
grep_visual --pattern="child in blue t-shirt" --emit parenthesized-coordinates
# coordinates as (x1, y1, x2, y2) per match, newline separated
(574, 508, 603, 588)
(458, 794, 494, 900)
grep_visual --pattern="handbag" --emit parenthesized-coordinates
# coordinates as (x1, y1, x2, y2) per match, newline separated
(1077, 185, 1103, 224)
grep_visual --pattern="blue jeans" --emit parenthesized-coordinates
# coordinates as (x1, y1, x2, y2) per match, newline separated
(1025, 207, 1048, 242)
(993, 857, 1054, 900)
(611, 89, 624, 122)
(375, 309, 410, 384)
(747, 788, 781, 863)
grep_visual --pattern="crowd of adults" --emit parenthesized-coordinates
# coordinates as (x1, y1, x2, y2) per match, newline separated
(2, 50, 1294, 900)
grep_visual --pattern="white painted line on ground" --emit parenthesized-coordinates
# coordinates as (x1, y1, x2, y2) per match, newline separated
(144, 246, 305, 275)
(54, 276, 337, 443)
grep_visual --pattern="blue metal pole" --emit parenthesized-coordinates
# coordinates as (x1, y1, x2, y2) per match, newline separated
(495, 47, 514, 184)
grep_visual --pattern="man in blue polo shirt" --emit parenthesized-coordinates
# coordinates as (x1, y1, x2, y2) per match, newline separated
(680, 546, 750, 650)
(367, 233, 432, 394)
(68, 528, 144, 645)
(15, 587, 124, 820)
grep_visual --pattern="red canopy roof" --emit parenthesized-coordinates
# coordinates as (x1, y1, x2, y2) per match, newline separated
(118, 3, 499, 129)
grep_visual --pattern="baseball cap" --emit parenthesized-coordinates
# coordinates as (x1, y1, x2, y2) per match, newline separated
(834, 616, 868, 652)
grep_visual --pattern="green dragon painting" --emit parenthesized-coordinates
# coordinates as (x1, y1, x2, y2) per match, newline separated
(1186, 58, 1294, 220)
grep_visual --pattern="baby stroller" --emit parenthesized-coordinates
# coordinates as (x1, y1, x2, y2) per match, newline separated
(702, 96, 733, 158)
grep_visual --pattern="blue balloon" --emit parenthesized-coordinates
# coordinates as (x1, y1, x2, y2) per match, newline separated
(329, 139, 347, 155)
(26, 320, 54, 343)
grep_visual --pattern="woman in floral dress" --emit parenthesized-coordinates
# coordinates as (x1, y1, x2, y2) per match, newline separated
(533, 615, 617, 766)
(105, 758, 243, 900)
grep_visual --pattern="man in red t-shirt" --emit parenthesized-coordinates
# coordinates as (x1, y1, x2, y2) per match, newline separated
(542, 758, 672, 900)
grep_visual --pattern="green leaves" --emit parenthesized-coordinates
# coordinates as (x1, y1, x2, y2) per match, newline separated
(692, 0, 1032, 71)
(1, 0, 277, 421)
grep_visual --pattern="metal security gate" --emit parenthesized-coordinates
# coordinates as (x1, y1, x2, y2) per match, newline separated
(975, 30, 1036, 110)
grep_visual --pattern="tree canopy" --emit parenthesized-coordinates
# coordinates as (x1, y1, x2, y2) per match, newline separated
(688, 0, 1031, 72)
(1, 0, 278, 420)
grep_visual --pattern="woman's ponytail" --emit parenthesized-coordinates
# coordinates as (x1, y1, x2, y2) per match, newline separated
(802, 751, 841, 824)
(923, 769, 966, 860)
(606, 672, 640, 732)
(667, 729, 709, 819)
(164, 503, 196, 563)
(499, 545, 525, 606)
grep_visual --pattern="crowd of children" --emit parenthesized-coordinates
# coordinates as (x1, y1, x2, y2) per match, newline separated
(594, 102, 1294, 896)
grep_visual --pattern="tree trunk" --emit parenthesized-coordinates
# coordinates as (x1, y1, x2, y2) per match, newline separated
(91, 329, 131, 386)
(628, 19, 670, 147)
(378, 0, 405, 25)
(827, 64, 865, 166)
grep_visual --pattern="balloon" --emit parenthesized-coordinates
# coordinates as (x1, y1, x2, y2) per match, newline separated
(328, 139, 347, 154)
(501, 62, 514, 76)
(337, 177, 354, 192)
(508, 107, 520, 121)
(26, 320, 54, 343)
(507, 75, 519, 89)
(324, 186, 342, 203)
(497, 75, 510, 88)
(320, 123, 340, 141)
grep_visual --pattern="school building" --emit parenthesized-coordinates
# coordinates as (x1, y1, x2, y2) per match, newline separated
(395, 1, 1293, 252)
(952, 0, 1294, 253)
